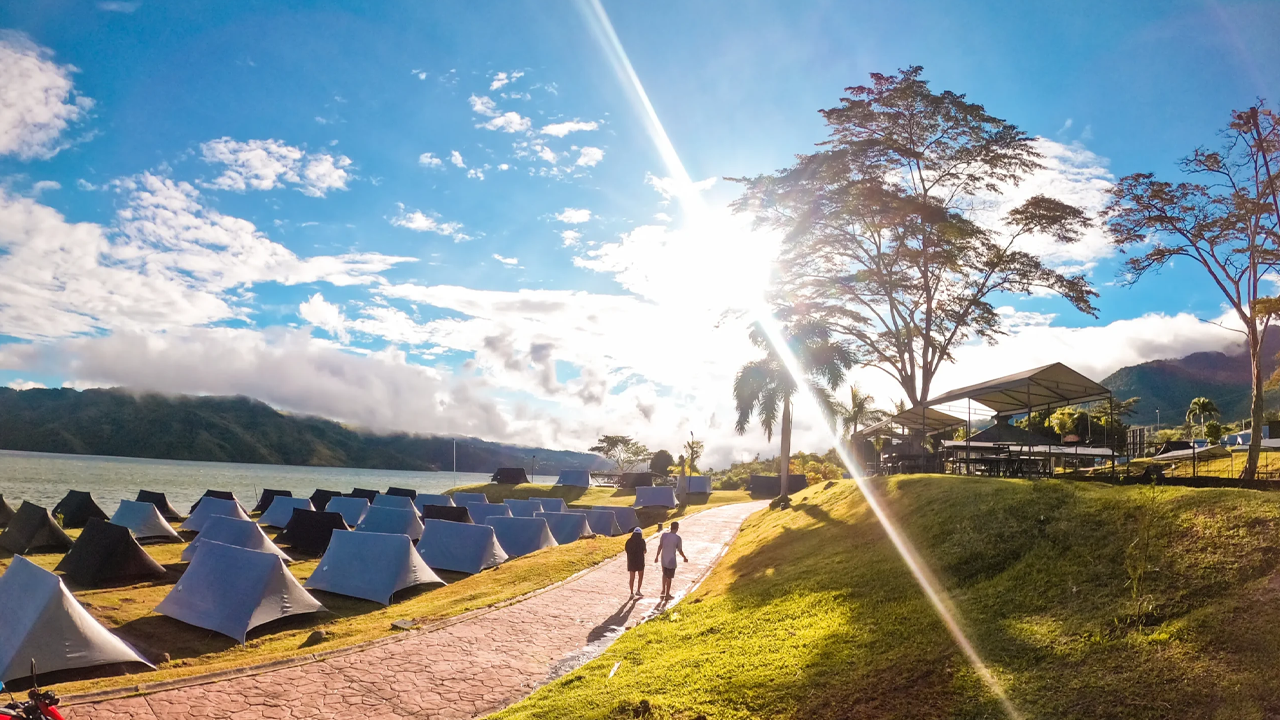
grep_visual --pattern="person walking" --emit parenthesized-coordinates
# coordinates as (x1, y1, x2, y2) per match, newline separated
(625, 527, 647, 597)
(653, 521, 688, 601)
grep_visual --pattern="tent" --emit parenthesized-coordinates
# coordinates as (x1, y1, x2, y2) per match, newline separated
(371, 494, 416, 511)
(580, 509, 624, 537)
(276, 509, 349, 556)
(0, 494, 15, 528)
(0, 502, 74, 555)
(453, 492, 490, 506)
(309, 489, 343, 512)
(54, 518, 166, 587)
(355, 506, 424, 542)
(926, 362, 1112, 416)
(0, 556, 154, 684)
(189, 490, 245, 514)
(492, 468, 529, 484)
(504, 499, 544, 517)
(324, 496, 370, 526)
(747, 474, 808, 496)
(136, 490, 184, 521)
(305, 531, 444, 604)
(109, 500, 182, 543)
(634, 486, 678, 508)
(620, 472, 656, 488)
(533, 497, 568, 513)
(251, 489, 292, 514)
(420, 505, 473, 523)
(533, 511, 591, 545)
(483, 516, 557, 558)
(467, 504, 512, 523)
(182, 516, 292, 563)
(155, 540, 324, 643)
(417, 519, 507, 574)
(347, 488, 380, 502)
(686, 476, 713, 494)
(52, 490, 109, 529)
(594, 506, 640, 533)
(555, 469, 591, 487)
(414, 494, 455, 510)
(180, 497, 252, 533)
(385, 486, 417, 499)
(258, 497, 315, 528)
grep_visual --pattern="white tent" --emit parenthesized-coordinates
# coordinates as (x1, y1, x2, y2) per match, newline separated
(532, 497, 568, 513)
(686, 476, 713, 494)
(484, 516, 558, 558)
(355, 506, 424, 542)
(504, 499, 544, 517)
(305, 531, 444, 605)
(467, 504, 512, 523)
(110, 499, 181, 543)
(453, 492, 489, 506)
(156, 540, 324, 643)
(371, 494, 416, 511)
(258, 497, 315, 528)
(180, 497, 252, 532)
(417, 519, 508, 574)
(324, 496, 370, 527)
(414, 494, 455, 510)
(0, 556, 154, 683)
(594, 506, 640, 533)
(634, 486, 678, 508)
(581, 509, 624, 536)
(182, 516, 292, 563)
(534, 512, 591, 545)
(555, 470, 591, 487)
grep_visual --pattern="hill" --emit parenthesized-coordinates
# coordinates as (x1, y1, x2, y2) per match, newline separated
(0, 387, 606, 474)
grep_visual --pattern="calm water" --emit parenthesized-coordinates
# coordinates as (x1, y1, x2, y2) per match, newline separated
(0, 450, 555, 515)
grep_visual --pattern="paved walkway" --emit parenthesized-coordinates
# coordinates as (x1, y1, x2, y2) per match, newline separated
(71, 501, 766, 720)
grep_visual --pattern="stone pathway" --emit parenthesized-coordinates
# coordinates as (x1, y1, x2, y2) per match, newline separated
(70, 501, 766, 720)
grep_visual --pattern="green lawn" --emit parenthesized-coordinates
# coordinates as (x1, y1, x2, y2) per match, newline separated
(493, 475, 1280, 720)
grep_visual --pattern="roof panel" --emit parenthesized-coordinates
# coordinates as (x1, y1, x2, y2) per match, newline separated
(926, 363, 1110, 415)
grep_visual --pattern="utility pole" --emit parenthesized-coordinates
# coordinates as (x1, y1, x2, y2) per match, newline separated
(453, 439, 457, 473)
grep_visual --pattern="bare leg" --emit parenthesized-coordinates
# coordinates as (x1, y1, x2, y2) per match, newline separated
(635, 568, 644, 596)
(628, 571, 635, 596)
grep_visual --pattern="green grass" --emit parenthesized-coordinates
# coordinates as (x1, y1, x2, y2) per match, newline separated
(1078, 446, 1280, 480)
(493, 475, 1280, 720)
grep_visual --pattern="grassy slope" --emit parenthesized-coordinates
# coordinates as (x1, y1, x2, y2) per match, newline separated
(494, 476, 1280, 720)
(1086, 446, 1280, 480)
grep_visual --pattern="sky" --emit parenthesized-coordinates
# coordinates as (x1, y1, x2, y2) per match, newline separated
(0, 0, 1277, 466)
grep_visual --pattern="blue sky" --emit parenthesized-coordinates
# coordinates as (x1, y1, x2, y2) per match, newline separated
(0, 0, 1276, 463)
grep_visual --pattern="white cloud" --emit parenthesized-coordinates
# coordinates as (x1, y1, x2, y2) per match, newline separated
(560, 230, 582, 247)
(467, 168, 485, 180)
(0, 31, 94, 160)
(31, 180, 60, 196)
(575, 146, 604, 167)
(6, 379, 47, 390)
(555, 208, 592, 224)
(450, 150, 466, 168)
(492, 253, 518, 266)
(536, 143, 558, 164)
(418, 152, 443, 168)
(479, 112, 532, 133)
(96, 1, 139, 11)
(299, 293, 349, 343)
(489, 70, 523, 91)
(469, 94, 499, 117)
(540, 120, 598, 137)
(200, 137, 353, 197)
(388, 204, 470, 241)
(299, 153, 353, 197)
(498, 163, 510, 171)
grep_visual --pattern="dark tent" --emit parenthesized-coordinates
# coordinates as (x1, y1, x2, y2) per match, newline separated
(420, 505, 473, 524)
(309, 489, 342, 512)
(137, 490, 184, 521)
(276, 509, 349, 556)
(54, 518, 166, 588)
(620, 472, 656, 488)
(0, 495, 14, 528)
(189, 490, 241, 514)
(747, 474, 808, 496)
(252, 489, 292, 514)
(492, 468, 529, 484)
(0, 502, 74, 555)
(386, 486, 417, 499)
(347, 488, 380, 502)
(52, 491, 109, 529)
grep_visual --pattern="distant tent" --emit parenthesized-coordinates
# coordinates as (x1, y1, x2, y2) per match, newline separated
(504, 499, 544, 517)
(371, 494, 416, 511)
(0, 495, 15, 528)
(258, 497, 315, 528)
(686, 476, 712, 494)
(136, 490, 184, 521)
(324, 496, 371, 526)
(634, 486, 678, 508)
(0, 556, 154, 684)
(594, 506, 640, 533)
(309, 489, 343, 512)
(180, 497, 252, 532)
(251, 489, 292, 514)
(484, 516, 557, 558)
(109, 500, 182, 543)
(747, 474, 807, 496)
(356, 506, 424, 542)
(54, 518, 166, 588)
(189, 490, 245, 515)
(414, 494, 455, 511)
(420, 505, 473, 523)
(533, 497, 569, 513)
(492, 467, 529, 484)
(305, 531, 444, 604)
(347, 488, 380, 502)
(620, 472, 656, 488)
(0, 502, 74, 555)
(385, 487, 417, 499)
(155, 541, 324, 643)
(534, 512, 591, 545)
(417, 519, 508, 574)
(182, 516, 292, 563)
(453, 492, 490, 506)
(467, 504, 513, 523)
(555, 470, 591, 487)
(580, 509, 624, 537)
(276, 509, 349, 556)
(52, 490, 109, 529)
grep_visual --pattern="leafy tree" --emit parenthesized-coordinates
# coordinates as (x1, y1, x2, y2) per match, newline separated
(683, 434, 705, 475)
(1205, 420, 1225, 445)
(1186, 397, 1221, 440)
(1049, 407, 1090, 439)
(589, 435, 652, 474)
(731, 66, 1097, 405)
(835, 385, 888, 438)
(1105, 105, 1279, 479)
(649, 449, 675, 476)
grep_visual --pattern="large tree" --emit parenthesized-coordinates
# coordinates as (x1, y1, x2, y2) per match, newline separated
(835, 385, 888, 439)
(731, 66, 1098, 405)
(1105, 105, 1279, 479)
(588, 435, 652, 475)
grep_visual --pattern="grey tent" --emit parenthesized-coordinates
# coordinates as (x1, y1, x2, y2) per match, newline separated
(686, 476, 713, 494)
(453, 492, 490, 506)
(137, 490, 184, 521)
(414, 494, 455, 511)
(0, 502, 74, 555)
(182, 516, 292, 563)
(252, 489, 292, 514)
(355, 506, 424, 542)
(324, 496, 370, 526)
(276, 509, 349, 556)
(534, 512, 591, 545)
(492, 467, 529, 484)
(484, 516, 557, 558)
(309, 489, 342, 512)
(747, 474, 807, 496)
(258, 497, 315, 528)
(420, 505, 473, 523)
(347, 488, 379, 502)
(54, 518, 167, 588)
(504, 499, 544, 517)
(417, 519, 508, 574)
(634, 486, 678, 508)
(189, 490, 246, 514)
(109, 500, 182, 543)
(594, 505, 640, 533)
(155, 540, 324, 643)
(305, 531, 443, 604)
(467, 504, 513, 523)
(180, 497, 252, 532)
(533, 497, 568, 513)
(52, 490, 109, 529)
(0, 556, 154, 683)
(371, 494, 416, 511)
(580, 509, 624, 537)
(385, 487, 417, 499)
(555, 469, 590, 487)
(0, 495, 16, 527)
(620, 472, 656, 488)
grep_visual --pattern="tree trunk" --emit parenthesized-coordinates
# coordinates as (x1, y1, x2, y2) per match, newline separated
(780, 394, 793, 500)
(1244, 329, 1264, 480)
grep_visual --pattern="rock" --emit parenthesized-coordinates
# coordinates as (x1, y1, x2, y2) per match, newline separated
(391, 619, 416, 631)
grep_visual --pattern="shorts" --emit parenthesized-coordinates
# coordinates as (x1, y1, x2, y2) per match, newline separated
(627, 557, 645, 572)
(662, 565, 676, 579)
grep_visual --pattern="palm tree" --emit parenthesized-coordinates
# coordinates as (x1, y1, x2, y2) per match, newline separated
(733, 317, 853, 500)
(683, 432, 704, 475)
(835, 385, 888, 439)
(1186, 397, 1221, 440)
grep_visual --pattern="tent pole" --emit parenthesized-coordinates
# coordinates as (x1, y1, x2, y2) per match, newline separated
(966, 399, 972, 477)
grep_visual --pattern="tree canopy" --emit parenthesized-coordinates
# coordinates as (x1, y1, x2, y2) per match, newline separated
(589, 435, 653, 474)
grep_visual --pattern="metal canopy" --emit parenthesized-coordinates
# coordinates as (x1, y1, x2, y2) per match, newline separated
(862, 406, 966, 436)
(926, 362, 1110, 416)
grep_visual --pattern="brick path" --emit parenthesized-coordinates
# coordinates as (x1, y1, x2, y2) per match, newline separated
(70, 501, 766, 720)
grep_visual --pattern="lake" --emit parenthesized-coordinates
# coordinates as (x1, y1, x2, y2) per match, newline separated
(0, 450, 552, 515)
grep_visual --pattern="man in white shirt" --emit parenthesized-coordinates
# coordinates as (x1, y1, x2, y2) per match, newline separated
(653, 521, 689, 600)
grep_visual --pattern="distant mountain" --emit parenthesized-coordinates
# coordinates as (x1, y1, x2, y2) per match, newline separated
(1101, 331, 1280, 426)
(0, 387, 608, 474)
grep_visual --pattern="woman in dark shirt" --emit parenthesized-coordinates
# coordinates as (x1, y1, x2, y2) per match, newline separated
(625, 527, 646, 597)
